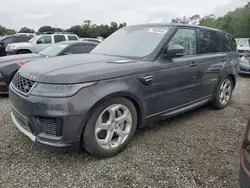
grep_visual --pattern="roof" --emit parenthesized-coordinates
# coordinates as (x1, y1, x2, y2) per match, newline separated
(129, 23, 225, 33)
(59, 41, 99, 45)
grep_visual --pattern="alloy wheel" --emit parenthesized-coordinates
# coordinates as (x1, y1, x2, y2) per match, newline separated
(219, 79, 232, 105)
(95, 104, 132, 150)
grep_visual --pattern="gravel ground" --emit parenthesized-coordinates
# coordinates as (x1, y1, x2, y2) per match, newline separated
(0, 76, 250, 188)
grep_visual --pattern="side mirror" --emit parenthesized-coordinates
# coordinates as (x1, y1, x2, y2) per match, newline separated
(0, 41, 4, 46)
(163, 45, 185, 59)
(37, 40, 42, 44)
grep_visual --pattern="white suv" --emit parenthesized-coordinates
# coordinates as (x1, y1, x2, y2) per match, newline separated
(6, 33, 79, 54)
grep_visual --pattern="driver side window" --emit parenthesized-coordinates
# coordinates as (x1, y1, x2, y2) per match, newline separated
(169, 28, 197, 56)
(37, 36, 52, 44)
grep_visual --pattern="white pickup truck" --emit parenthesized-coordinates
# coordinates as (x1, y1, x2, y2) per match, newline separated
(6, 33, 79, 54)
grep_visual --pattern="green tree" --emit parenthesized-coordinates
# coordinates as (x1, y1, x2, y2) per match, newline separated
(38, 26, 55, 33)
(19, 27, 35, 33)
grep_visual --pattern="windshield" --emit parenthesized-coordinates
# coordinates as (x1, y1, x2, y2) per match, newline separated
(91, 26, 169, 58)
(38, 43, 69, 57)
(236, 38, 250, 47)
(29, 36, 40, 43)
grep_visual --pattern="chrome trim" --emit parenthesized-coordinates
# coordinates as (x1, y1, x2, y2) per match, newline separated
(10, 81, 37, 97)
(11, 112, 36, 142)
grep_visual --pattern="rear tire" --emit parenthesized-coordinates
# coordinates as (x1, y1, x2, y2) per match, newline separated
(211, 76, 233, 110)
(82, 97, 137, 157)
(17, 50, 31, 54)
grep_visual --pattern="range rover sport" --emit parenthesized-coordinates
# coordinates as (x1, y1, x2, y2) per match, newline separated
(9, 24, 239, 157)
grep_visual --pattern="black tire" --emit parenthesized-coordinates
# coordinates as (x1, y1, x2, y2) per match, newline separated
(211, 76, 233, 110)
(82, 97, 137, 157)
(17, 50, 31, 54)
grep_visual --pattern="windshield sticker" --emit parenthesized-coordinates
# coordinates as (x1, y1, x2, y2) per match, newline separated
(148, 28, 168, 35)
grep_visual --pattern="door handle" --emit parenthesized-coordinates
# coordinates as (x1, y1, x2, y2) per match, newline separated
(190, 62, 198, 67)
(221, 57, 225, 61)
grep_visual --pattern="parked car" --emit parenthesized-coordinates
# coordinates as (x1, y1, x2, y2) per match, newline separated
(240, 119, 250, 188)
(236, 38, 250, 57)
(239, 53, 250, 74)
(14, 33, 36, 38)
(9, 24, 239, 157)
(0, 36, 31, 57)
(6, 33, 79, 55)
(0, 41, 98, 94)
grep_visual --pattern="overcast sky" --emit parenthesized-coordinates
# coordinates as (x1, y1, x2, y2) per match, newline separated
(0, 0, 248, 31)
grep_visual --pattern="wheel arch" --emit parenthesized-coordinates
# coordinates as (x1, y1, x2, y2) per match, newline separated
(17, 49, 32, 53)
(79, 91, 146, 138)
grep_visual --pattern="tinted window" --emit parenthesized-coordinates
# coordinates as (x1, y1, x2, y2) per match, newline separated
(199, 29, 220, 54)
(16, 37, 30, 42)
(228, 34, 237, 51)
(168, 28, 197, 56)
(37, 36, 52, 44)
(66, 44, 96, 54)
(220, 33, 232, 52)
(54, 35, 66, 43)
(68, 35, 78, 41)
(2, 37, 14, 43)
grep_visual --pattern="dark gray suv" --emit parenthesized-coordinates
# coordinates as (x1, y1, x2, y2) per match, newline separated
(9, 24, 239, 157)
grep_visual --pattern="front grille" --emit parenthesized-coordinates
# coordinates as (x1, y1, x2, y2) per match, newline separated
(12, 108, 31, 133)
(240, 67, 250, 72)
(238, 50, 250, 53)
(39, 117, 57, 135)
(12, 73, 35, 94)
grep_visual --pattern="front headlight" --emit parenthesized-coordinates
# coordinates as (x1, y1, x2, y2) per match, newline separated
(30, 82, 97, 97)
(241, 56, 250, 64)
(10, 45, 16, 50)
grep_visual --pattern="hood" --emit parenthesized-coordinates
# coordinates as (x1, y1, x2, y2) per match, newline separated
(237, 46, 250, 51)
(0, 54, 42, 69)
(19, 53, 153, 84)
(10, 42, 33, 47)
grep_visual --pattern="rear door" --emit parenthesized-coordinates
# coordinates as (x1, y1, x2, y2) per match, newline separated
(151, 27, 201, 115)
(54, 35, 66, 43)
(196, 29, 225, 99)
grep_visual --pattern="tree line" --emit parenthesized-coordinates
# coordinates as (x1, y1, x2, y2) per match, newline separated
(0, 2, 249, 38)
(0, 21, 127, 38)
(171, 2, 250, 38)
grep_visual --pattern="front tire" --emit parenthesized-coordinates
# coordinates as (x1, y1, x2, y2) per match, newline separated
(211, 76, 233, 110)
(82, 97, 137, 157)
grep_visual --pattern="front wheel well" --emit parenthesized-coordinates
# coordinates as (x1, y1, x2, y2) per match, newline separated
(17, 49, 32, 53)
(228, 74, 236, 89)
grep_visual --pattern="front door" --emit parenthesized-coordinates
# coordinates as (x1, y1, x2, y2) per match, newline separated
(36, 36, 52, 52)
(151, 27, 200, 115)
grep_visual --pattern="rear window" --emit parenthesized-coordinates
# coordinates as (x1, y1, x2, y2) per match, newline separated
(199, 29, 220, 54)
(54, 35, 66, 43)
(16, 37, 30, 42)
(220, 33, 232, 52)
(68, 35, 78, 41)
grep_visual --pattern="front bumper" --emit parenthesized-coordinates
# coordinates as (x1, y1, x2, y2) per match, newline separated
(6, 49, 19, 55)
(240, 149, 250, 188)
(9, 85, 99, 148)
(239, 64, 250, 75)
(0, 76, 8, 94)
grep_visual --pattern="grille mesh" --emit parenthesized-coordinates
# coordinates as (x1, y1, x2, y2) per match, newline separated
(12, 108, 31, 133)
(12, 73, 35, 94)
(39, 117, 57, 135)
